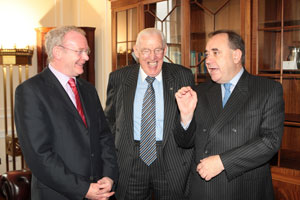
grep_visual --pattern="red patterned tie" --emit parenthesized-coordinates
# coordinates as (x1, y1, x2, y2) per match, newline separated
(68, 78, 87, 127)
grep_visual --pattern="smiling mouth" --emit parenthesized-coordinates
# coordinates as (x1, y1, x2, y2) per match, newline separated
(148, 61, 158, 66)
(76, 62, 85, 67)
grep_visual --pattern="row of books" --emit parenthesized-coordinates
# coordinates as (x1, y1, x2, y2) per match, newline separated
(191, 50, 207, 74)
(167, 50, 208, 75)
(169, 51, 181, 64)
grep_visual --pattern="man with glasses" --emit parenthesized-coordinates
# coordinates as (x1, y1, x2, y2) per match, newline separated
(105, 28, 194, 199)
(15, 26, 118, 200)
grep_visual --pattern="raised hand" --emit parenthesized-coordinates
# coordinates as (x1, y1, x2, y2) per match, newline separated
(175, 86, 198, 126)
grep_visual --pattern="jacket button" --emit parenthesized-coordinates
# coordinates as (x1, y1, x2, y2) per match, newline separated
(204, 150, 208, 154)
(91, 153, 94, 157)
(90, 176, 94, 181)
(232, 128, 237, 133)
(203, 129, 207, 132)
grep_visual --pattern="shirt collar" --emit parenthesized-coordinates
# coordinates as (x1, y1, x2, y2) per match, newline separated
(48, 64, 76, 86)
(139, 65, 162, 83)
(226, 67, 244, 86)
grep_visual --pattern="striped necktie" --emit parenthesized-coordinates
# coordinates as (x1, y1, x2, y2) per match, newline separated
(140, 76, 157, 166)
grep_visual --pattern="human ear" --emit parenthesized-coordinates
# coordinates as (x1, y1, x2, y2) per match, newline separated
(133, 45, 140, 59)
(163, 45, 168, 56)
(53, 46, 62, 59)
(232, 49, 242, 64)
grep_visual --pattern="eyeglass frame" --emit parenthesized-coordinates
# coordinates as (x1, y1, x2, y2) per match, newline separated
(139, 48, 165, 57)
(58, 45, 91, 56)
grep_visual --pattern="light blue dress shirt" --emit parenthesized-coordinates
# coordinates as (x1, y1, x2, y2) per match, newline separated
(133, 67, 164, 141)
(181, 67, 244, 130)
(221, 67, 244, 98)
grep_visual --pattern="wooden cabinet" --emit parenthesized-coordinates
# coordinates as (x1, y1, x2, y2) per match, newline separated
(35, 27, 96, 85)
(252, 0, 300, 199)
(111, 0, 300, 199)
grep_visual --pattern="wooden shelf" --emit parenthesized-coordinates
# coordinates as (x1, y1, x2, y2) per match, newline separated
(259, 69, 300, 73)
(271, 166, 300, 186)
(285, 113, 300, 127)
(258, 20, 300, 29)
(285, 113, 300, 123)
(257, 70, 300, 79)
(271, 166, 300, 200)
(271, 149, 300, 171)
(279, 149, 300, 171)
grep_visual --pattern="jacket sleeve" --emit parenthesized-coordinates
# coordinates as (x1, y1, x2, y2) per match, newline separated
(104, 72, 117, 137)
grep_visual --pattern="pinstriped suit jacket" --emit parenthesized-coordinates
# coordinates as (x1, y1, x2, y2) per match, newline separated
(105, 62, 194, 200)
(174, 70, 285, 200)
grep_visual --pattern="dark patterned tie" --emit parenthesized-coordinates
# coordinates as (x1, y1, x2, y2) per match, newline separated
(223, 83, 232, 107)
(68, 78, 87, 127)
(140, 76, 157, 166)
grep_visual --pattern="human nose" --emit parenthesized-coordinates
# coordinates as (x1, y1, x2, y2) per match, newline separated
(205, 54, 213, 65)
(81, 52, 89, 61)
(147, 50, 156, 59)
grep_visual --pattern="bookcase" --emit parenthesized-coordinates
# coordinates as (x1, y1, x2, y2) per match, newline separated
(111, 0, 300, 199)
(111, 0, 251, 79)
(252, 0, 300, 199)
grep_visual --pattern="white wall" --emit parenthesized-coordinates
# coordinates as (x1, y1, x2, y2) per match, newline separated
(0, 0, 112, 174)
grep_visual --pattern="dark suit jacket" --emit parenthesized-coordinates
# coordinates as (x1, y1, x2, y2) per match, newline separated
(14, 68, 118, 200)
(105, 62, 194, 200)
(174, 70, 285, 200)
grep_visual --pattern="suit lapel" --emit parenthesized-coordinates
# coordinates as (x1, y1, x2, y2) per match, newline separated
(42, 68, 87, 128)
(208, 71, 250, 140)
(76, 80, 90, 128)
(206, 83, 223, 122)
(123, 65, 139, 144)
(162, 63, 176, 147)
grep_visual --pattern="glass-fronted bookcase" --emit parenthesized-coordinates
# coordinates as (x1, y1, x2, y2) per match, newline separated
(252, 0, 300, 198)
(111, 0, 251, 81)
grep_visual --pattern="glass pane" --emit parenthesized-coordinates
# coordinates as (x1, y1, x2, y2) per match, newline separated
(283, 30, 300, 70)
(215, 0, 240, 33)
(128, 42, 138, 65)
(144, 0, 181, 64)
(128, 8, 138, 41)
(284, 0, 300, 26)
(258, 0, 281, 29)
(190, 2, 213, 54)
(195, 0, 230, 12)
(168, 45, 181, 64)
(257, 31, 281, 72)
(117, 43, 127, 69)
(190, 0, 240, 69)
(117, 10, 127, 42)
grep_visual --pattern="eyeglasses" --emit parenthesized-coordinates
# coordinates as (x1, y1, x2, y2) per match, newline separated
(59, 45, 91, 56)
(140, 48, 164, 57)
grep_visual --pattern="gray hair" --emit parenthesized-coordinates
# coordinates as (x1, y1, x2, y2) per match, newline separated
(45, 26, 86, 62)
(135, 28, 166, 48)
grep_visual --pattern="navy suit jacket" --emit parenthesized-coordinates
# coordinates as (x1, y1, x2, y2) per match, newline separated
(15, 67, 118, 200)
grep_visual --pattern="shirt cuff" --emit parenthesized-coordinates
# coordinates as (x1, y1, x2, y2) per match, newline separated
(180, 120, 192, 130)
